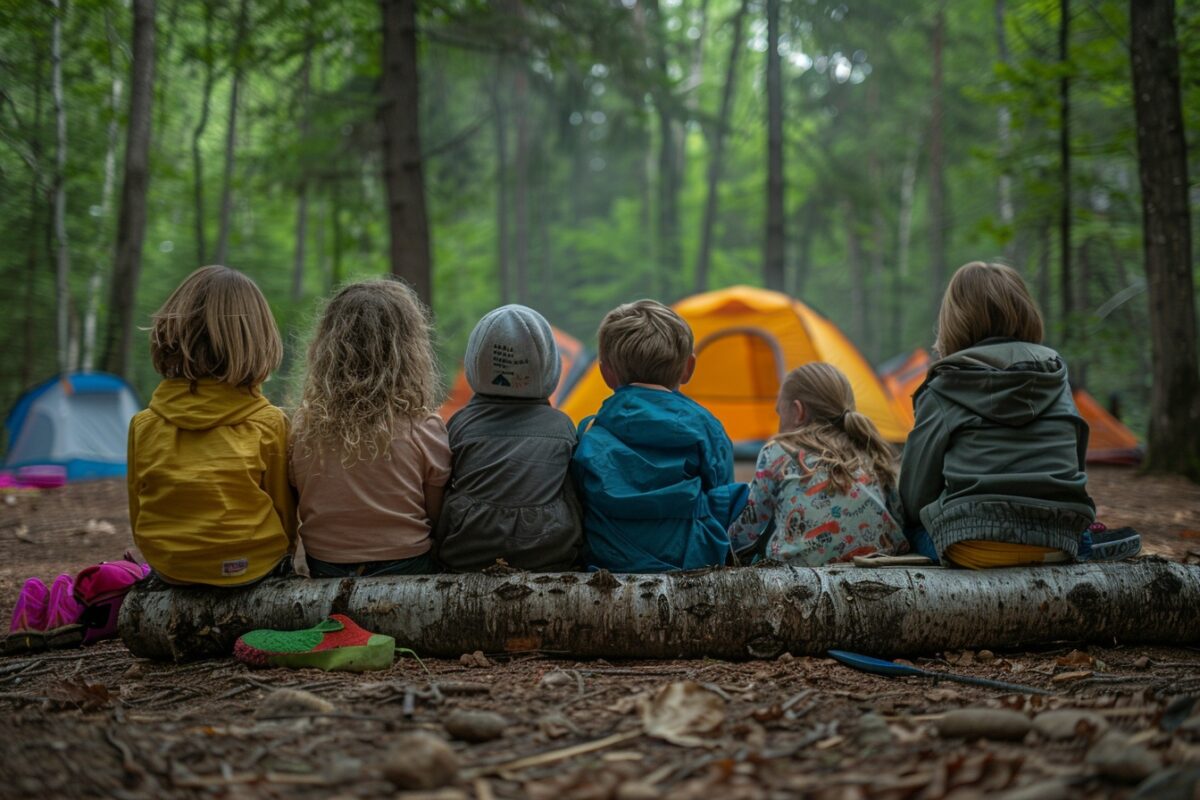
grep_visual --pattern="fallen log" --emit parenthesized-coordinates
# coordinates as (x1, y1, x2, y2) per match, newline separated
(119, 560, 1200, 661)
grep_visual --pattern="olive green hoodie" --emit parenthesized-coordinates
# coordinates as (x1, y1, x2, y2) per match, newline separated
(898, 339, 1095, 559)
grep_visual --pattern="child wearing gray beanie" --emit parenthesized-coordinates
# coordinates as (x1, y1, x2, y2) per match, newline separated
(434, 305, 583, 571)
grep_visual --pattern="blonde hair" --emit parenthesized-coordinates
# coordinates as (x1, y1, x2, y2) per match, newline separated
(771, 363, 898, 493)
(150, 265, 282, 390)
(598, 300, 693, 387)
(291, 279, 440, 463)
(935, 261, 1044, 357)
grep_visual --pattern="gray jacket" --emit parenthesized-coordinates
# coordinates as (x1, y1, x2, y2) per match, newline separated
(899, 339, 1095, 559)
(434, 396, 583, 571)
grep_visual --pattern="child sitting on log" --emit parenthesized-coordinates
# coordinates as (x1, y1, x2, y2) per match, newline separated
(433, 305, 583, 571)
(290, 280, 450, 577)
(571, 300, 747, 572)
(727, 363, 908, 565)
(128, 265, 297, 586)
(899, 261, 1097, 568)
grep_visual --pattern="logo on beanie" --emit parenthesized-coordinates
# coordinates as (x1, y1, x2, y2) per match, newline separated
(492, 374, 511, 387)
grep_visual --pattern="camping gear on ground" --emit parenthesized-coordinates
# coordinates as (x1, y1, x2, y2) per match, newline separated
(13, 465, 68, 490)
(74, 560, 152, 645)
(878, 348, 1143, 465)
(559, 286, 911, 454)
(3, 373, 141, 481)
(828, 649, 1052, 695)
(5, 574, 84, 654)
(233, 613, 396, 671)
(440, 326, 589, 421)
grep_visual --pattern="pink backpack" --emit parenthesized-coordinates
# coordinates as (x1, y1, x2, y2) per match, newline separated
(74, 560, 150, 644)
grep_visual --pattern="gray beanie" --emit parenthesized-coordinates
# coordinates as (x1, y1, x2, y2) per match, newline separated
(465, 305, 561, 399)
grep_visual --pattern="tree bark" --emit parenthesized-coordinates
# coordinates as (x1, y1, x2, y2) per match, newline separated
(119, 562, 1200, 662)
(379, 0, 433, 305)
(647, 0, 680, 298)
(763, 0, 785, 293)
(694, 0, 748, 294)
(101, 0, 156, 379)
(1059, 0, 1072, 327)
(893, 136, 919, 348)
(512, 63, 530, 304)
(928, 4, 947, 322)
(51, 0, 71, 376)
(845, 202, 867, 350)
(82, 16, 123, 374)
(291, 15, 313, 305)
(191, 2, 215, 265)
(22, 46, 46, 387)
(995, 0, 1015, 256)
(213, 0, 249, 267)
(1130, 0, 1200, 480)
(489, 75, 510, 304)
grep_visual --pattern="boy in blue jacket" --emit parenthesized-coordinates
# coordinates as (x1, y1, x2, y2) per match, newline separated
(571, 300, 748, 572)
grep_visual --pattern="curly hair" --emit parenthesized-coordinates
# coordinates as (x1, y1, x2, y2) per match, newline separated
(771, 363, 898, 493)
(291, 279, 441, 463)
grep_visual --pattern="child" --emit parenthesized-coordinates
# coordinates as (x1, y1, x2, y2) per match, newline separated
(899, 261, 1096, 568)
(128, 265, 296, 586)
(290, 280, 450, 577)
(571, 300, 747, 573)
(728, 363, 907, 565)
(434, 305, 583, 571)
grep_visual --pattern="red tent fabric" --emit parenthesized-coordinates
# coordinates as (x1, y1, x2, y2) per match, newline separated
(878, 349, 1143, 465)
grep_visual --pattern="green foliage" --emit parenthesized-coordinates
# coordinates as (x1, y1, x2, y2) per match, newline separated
(0, 0, 1196, 448)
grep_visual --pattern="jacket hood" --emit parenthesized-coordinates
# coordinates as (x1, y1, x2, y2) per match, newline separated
(148, 379, 271, 430)
(597, 385, 720, 449)
(924, 340, 1070, 426)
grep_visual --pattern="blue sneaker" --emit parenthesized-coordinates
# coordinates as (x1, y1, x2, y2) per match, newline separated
(1079, 525, 1141, 562)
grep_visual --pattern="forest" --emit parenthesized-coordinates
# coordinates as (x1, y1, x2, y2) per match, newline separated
(1, 0, 1198, 472)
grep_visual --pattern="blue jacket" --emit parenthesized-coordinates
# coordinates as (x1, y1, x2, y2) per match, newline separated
(571, 386, 748, 573)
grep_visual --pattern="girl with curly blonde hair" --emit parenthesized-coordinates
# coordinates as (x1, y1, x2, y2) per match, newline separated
(290, 279, 449, 577)
(727, 362, 907, 566)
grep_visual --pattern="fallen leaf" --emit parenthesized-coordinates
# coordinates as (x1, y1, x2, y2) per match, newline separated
(78, 519, 116, 537)
(13, 525, 33, 543)
(925, 688, 962, 703)
(1052, 670, 1093, 683)
(46, 679, 111, 711)
(1056, 649, 1095, 668)
(639, 682, 725, 747)
(1178, 530, 1200, 540)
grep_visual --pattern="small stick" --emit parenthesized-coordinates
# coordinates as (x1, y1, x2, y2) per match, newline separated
(402, 686, 416, 718)
(467, 729, 642, 776)
(474, 778, 496, 800)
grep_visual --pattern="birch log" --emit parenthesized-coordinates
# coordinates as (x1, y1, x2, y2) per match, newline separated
(119, 561, 1200, 662)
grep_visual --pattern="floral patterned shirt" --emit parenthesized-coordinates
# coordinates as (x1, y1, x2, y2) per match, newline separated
(728, 441, 906, 566)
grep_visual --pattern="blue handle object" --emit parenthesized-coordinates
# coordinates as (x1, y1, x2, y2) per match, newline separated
(827, 649, 1052, 696)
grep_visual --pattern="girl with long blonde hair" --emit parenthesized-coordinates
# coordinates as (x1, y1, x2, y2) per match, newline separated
(290, 279, 450, 577)
(727, 362, 906, 565)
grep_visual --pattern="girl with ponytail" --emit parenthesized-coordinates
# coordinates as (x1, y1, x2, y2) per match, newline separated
(727, 363, 907, 565)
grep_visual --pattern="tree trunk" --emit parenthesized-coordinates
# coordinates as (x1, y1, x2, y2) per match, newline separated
(82, 18, 123, 374)
(694, 0, 748, 294)
(379, 0, 433, 305)
(1038, 220, 1052, 327)
(894, 135, 919, 348)
(489, 76, 510, 304)
(790, 199, 817, 298)
(1130, 0, 1200, 480)
(995, 0, 1015, 257)
(512, 64, 530, 304)
(22, 47, 46, 387)
(119, 562, 1200, 662)
(291, 20, 313, 305)
(928, 4, 947, 323)
(101, 0, 156, 379)
(844, 202, 866, 349)
(51, 0, 71, 376)
(646, 0, 680, 298)
(763, 0, 785, 292)
(1059, 0, 1072, 327)
(213, 0, 249, 267)
(191, 2, 215, 265)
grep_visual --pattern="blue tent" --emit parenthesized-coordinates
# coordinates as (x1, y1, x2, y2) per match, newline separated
(4, 373, 141, 481)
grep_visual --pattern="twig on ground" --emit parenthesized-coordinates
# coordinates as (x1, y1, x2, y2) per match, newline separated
(466, 729, 643, 777)
(104, 726, 146, 782)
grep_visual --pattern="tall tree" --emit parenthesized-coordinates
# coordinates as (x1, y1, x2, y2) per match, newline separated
(489, 73, 510, 304)
(213, 0, 249, 266)
(694, 0, 748, 293)
(1059, 0, 1072, 327)
(928, 4, 947, 324)
(512, 61, 530, 304)
(995, 0, 1015, 257)
(379, 0, 432, 304)
(1130, 0, 1200, 479)
(50, 0, 71, 374)
(291, 6, 314, 304)
(102, 0, 156, 378)
(763, 0, 785, 292)
(82, 12, 124, 373)
(646, 0, 681, 297)
(191, 1, 216, 264)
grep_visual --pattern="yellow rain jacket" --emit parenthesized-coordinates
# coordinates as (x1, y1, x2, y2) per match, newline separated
(128, 379, 297, 586)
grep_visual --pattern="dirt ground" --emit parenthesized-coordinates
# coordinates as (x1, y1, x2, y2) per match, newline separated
(0, 467, 1198, 799)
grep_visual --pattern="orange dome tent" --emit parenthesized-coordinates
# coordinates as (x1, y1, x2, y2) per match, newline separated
(558, 286, 912, 448)
(438, 327, 588, 421)
(877, 348, 1143, 465)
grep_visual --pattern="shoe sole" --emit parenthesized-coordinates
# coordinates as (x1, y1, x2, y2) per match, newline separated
(1089, 539, 1143, 561)
(264, 641, 396, 672)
